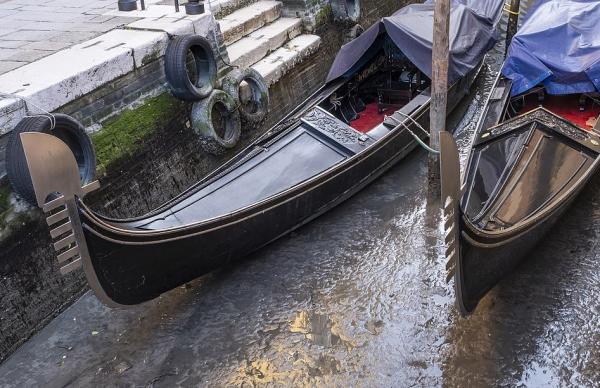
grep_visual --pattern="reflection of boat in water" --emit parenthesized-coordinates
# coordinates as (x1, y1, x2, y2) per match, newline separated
(442, 0, 600, 315)
(21, 0, 502, 306)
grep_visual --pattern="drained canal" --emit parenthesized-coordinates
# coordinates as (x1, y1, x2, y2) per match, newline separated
(2, 11, 600, 388)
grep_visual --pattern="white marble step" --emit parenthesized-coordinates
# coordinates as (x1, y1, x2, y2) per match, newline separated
(252, 34, 321, 86)
(227, 17, 302, 69)
(206, 0, 260, 18)
(219, 1, 282, 46)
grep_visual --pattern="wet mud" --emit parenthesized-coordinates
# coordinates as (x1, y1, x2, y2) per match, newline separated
(2, 31, 600, 388)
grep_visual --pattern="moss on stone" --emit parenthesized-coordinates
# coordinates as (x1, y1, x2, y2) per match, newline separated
(315, 4, 333, 28)
(92, 93, 185, 174)
(0, 184, 11, 225)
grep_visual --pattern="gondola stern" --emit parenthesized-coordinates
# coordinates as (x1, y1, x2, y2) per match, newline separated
(19, 132, 122, 308)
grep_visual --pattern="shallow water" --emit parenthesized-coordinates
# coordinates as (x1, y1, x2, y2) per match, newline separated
(2, 19, 600, 387)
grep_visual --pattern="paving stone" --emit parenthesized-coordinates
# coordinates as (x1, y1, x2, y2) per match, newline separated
(0, 3, 23, 10)
(104, 4, 181, 19)
(0, 48, 15, 60)
(81, 29, 168, 68)
(0, 8, 17, 17)
(28, 20, 126, 33)
(4, 49, 53, 62)
(20, 40, 72, 51)
(10, 10, 83, 22)
(47, 31, 99, 43)
(0, 60, 24, 74)
(1, 30, 62, 41)
(0, 40, 28, 49)
(6, 0, 46, 5)
(16, 5, 89, 13)
(127, 16, 195, 36)
(0, 41, 134, 111)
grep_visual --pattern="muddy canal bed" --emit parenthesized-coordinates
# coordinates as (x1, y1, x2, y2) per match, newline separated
(2, 60, 600, 387)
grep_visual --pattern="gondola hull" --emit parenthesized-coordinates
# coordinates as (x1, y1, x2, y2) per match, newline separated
(443, 79, 600, 315)
(456, 174, 597, 313)
(80, 67, 479, 306)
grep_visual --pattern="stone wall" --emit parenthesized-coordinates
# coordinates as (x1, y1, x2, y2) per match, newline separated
(0, 0, 411, 363)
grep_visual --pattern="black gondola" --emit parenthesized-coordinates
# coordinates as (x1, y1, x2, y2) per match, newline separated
(20, 1, 502, 307)
(441, 0, 600, 315)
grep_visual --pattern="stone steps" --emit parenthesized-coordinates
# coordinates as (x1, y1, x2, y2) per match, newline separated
(219, 0, 282, 45)
(252, 34, 321, 86)
(226, 17, 302, 68)
(205, 0, 260, 19)
(0, 1, 324, 138)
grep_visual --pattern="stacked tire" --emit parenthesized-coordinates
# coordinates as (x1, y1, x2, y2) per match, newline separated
(164, 35, 269, 155)
(6, 114, 96, 205)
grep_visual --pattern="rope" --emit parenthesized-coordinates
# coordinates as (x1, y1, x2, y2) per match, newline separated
(385, 112, 440, 155)
(388, 109, 430, 137)
(503, 2, 521, 16)
(0, 92, 56, 130)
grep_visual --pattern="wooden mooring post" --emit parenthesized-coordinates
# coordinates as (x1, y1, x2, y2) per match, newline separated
(505, 0, 521, 56)
(429, 0, 450, 197)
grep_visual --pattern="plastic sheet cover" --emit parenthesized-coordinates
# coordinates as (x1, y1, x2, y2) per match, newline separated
(326, 0, 504, 84)
(502, 0, 600, 96)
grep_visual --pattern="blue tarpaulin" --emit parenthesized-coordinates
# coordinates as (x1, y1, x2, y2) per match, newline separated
(502, 0, 600, 96)
(326, 0, 504, 84)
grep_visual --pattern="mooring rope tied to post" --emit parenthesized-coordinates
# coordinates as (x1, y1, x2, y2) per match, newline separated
(503, 6, 520, 15)
(385, 111, 440, 155)
(0, 92, 57, 130)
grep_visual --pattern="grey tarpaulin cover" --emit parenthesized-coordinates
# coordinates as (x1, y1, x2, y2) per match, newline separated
(326, 0, 504, 84)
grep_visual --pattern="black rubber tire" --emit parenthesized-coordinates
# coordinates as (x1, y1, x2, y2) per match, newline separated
(165, 35, 218, 101)
(222, 68, 269, 127)
(5, 114, 96, 205)
(190, 90, 242, 155)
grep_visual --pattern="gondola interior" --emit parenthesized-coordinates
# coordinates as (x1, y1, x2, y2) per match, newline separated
(101, 41, 432, 232)
(463, 107, 598, 231)
(320, 37, 430, 133)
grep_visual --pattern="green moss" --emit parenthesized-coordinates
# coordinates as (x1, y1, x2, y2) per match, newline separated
(315, 4, 332, 28)
(0, 184, 11, 225)
(92, 93, 184, 174)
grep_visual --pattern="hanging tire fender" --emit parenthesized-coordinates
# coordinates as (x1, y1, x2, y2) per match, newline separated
(221, 68, 270, 127)
(165, 34, 218, 101)
(5, 114, 96, 205)
(191, 90, 242, 155)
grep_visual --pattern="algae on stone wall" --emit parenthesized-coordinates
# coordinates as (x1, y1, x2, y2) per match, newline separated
(315, 4, 333, 28)
(92, 93, 186, 175)
(0, 184, 11, 226)
(0, 181, 37, 241)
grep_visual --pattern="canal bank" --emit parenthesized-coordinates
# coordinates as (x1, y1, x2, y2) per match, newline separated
(0, 0, 415, 364)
